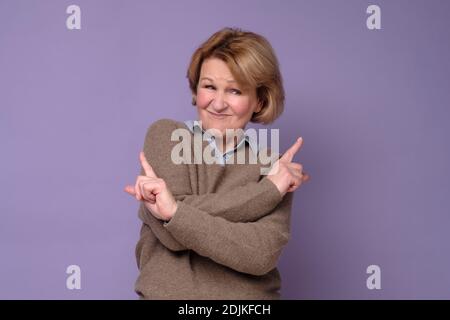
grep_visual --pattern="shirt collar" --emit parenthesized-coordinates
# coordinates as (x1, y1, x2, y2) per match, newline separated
(183, 119, 259, 156)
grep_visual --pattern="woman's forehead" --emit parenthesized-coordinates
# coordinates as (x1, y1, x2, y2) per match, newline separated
(200, 59, 234, 78)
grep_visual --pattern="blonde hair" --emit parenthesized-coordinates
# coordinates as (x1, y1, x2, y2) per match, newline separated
(186, 27, 285, 124)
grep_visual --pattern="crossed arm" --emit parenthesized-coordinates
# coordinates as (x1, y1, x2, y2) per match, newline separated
(138, 183, 293, 276)
(136, 119, 293, 275)
(138, 172, 286, 251)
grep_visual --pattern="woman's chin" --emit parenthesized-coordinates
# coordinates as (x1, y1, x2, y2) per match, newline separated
(207, 126, 225, 137)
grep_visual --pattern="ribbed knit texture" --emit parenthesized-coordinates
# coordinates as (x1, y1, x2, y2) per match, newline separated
(134, 118, 294, 299)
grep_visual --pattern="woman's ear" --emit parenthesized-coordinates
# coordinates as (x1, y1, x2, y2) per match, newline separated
(255, 101, 263, 113)
(191, 95, 197, 106)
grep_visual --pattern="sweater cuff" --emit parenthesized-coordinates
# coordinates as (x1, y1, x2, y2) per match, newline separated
(162, 200, 197, 245)
(258, 177, 283, 203)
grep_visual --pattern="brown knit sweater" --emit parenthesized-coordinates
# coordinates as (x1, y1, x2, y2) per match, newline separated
(134, 118, 294, 299)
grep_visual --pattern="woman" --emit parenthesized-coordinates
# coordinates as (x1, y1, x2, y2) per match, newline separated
(124, 27, 310, 299)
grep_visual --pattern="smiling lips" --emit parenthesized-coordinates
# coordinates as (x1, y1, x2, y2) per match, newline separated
(208, 111, 230, 119)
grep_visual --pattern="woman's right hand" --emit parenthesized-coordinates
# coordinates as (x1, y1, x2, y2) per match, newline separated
(124, 151, 178, 222)
(266, 137, 310, 197)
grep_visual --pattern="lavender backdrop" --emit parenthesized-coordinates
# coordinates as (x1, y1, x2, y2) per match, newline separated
(1, 0, 449, 299)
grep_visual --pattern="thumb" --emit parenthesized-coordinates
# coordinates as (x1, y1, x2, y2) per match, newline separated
(124, 185, 136, 196)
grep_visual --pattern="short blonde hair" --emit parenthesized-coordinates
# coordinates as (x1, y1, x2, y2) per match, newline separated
(187, 27, 285, 125)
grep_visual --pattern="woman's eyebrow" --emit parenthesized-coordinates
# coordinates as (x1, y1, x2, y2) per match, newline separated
(200, 76, 236, 83)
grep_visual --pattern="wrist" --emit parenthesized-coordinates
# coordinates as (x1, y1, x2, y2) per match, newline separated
(165, 201, 178, 222)
(265, 176, 284, 197)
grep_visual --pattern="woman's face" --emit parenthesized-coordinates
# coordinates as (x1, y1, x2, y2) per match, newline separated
(195, 58, 261, 137)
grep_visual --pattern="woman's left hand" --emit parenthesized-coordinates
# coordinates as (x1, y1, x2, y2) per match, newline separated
(124, 151, 178, 222)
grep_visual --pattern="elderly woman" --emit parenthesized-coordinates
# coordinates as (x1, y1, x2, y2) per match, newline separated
(124, 27, 309, 299)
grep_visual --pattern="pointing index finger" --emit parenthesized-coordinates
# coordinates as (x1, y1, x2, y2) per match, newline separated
(140, 151, 157, 177)
(281, 137, 303, 162)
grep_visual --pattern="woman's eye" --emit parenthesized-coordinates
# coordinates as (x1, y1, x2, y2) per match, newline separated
(203, 85, 240, 95)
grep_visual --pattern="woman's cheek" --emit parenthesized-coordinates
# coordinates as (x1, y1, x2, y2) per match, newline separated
(229, 96, 252, 116)
(196, 90, 212, 108)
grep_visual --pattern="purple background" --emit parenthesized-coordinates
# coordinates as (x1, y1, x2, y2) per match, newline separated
(1, 0, 449, 299)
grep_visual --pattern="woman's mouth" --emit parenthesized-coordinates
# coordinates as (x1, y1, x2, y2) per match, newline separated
(207, 111, 230, 119)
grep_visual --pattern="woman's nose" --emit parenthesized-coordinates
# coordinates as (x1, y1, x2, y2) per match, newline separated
(211, 91, 228, 112)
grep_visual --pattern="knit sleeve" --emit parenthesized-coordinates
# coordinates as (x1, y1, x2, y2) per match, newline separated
(173, 178, 282, 222)
(163, 191, 294, 276)
(138, 119, 283, 252)
(140, 178, 284, 251)
(134, 119, 183, 251)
